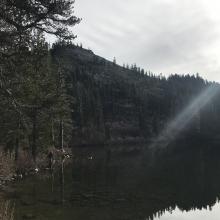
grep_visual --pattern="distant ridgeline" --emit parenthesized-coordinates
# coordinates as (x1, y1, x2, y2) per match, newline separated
(51, 43, 220, 147)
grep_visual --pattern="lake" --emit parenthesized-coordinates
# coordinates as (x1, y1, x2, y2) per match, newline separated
(2, 142, 220, 220)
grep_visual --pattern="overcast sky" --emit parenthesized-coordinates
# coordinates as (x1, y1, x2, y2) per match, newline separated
(71, 0, 220, 82)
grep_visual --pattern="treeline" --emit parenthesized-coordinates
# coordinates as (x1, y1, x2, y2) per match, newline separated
(51, 42, 220, 146)
(1, 1, 220, 165)
(1, 35, 220, 163)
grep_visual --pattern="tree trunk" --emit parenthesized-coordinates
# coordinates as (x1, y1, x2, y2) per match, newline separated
(32, 112, 37, 162)
(15, 137, 19, 161)
(51, 118, 55, 148)
(59, 119, 64, 151)
(15, 120, 21, 161)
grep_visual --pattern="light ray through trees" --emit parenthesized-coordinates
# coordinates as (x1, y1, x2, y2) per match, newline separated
(150, 85, 219, 149)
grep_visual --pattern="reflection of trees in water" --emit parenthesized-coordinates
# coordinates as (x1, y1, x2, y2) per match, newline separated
(71, 145, 220, 220)
(49, 157, 66, 204)
(144, 145, 220, 220)
(0, 199, 14, 220)
(19, 145, 220, 220)
(60, 158, 65, 204)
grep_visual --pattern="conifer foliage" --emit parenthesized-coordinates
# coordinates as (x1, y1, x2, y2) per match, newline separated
(0, 0, 80, 162)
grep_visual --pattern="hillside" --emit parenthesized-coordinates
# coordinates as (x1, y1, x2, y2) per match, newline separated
(51, 43, 220, 147)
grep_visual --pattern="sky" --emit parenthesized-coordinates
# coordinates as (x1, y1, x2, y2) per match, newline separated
(154, 201, 220, 220)
(70, 0, 220, 82)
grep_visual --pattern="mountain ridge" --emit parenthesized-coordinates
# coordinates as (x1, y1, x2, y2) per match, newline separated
(51, 43, 220, 147)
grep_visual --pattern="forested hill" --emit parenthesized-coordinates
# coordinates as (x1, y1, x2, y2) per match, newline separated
(51, 43, 220, 146)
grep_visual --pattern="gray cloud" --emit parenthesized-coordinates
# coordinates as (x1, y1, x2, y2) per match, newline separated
(73, 0, 220, 82)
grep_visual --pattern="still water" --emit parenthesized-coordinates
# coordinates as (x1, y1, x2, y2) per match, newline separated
(2, 143, 220, 220)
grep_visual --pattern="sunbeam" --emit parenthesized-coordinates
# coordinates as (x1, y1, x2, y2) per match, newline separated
(150, 85, 220, 149)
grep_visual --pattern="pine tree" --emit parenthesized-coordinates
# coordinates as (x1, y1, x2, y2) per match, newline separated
(0, 0, 81, 42)
(113, 57, 116, 65)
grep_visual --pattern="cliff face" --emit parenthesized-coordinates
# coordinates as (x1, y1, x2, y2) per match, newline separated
(51, 44, 220, 146)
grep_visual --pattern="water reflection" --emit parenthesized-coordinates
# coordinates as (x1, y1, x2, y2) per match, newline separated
(60, 158, 65, 204)
(154, 201, 220, 220)
(8, 142, 220, 220)
(0, 197, 14, 220)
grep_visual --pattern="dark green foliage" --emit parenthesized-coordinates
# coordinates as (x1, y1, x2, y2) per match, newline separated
(0, 36, 74, 161)
(0, 0, 220, 160)
(51, 43, 220, 146)
(0, 0, 81, 42)
(0, 0, 79, 162)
